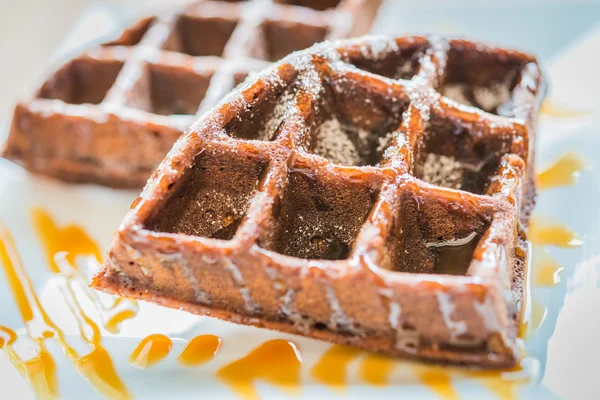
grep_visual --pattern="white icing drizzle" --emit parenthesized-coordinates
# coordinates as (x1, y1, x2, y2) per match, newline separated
(179, 261, 212, 305)
(436, 291, 468, 337)
(224, 260, 259, 313)
(281, 289, 312, 334)
(387, 301, 419, 353)
(473, 295, 502, 333)
(362, 252, 418, 349)
(388, 301, 401, 329)
(323, 281, 357, 333)
(263, 264, 312, 333)
(122, 242, 144, 265)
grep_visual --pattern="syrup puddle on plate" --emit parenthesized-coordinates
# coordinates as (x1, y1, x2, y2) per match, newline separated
(466, 368, 527, 400)
(216, 339, 302, 400)
(310, 343, 524, 400)
(526, 152, 586, 288)
(413, 365, 461, 400)
(32, 207, 102, 273)
(358, 352, 397, 386)
(5, 339, 59, 400)
(518, 152, 585, 342)
(526, 216, 583, 289)
(532, 247, 563, 287)
(129, 334, 172, 369)
(177, 334, 222, 367)
(529, 218, 583, 249)
(310, 344, 361, 391)
(537, 152, 587, 191)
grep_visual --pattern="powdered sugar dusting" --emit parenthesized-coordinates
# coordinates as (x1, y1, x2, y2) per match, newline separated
(196, 187, 257, 237)
(282, 216, 362, 260)
(376, 130, 396, 154)
(442, 80, 512, 113)
(312, 119, 361, 166)
(474, 82, 511, 112)
(395, 59, 417, 80)
(421, 153, 463, 189)
(259, 89, 294, 140)
(359, 36, 399, 61)
(297, 55, 325, 98)
(442, 84, 472, 107)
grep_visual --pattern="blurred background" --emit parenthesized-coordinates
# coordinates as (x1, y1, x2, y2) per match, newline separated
(1, 0, 600, 119)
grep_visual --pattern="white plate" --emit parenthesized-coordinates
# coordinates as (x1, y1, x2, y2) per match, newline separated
(2, 3, 600, 399)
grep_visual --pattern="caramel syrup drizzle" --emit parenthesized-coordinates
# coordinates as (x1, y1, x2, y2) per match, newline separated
(57, 256, 131, 399)
(0, 325, 17, 349)
(537, 152, 586, 191)
(32, 207, 138, 333)
(129, 334, 172, 369)
(519, 151, 586, 297)
(0, 148, 586, 399)
(0, 215, 539, 400)
(1, 224, 61, 399)
(310, 344, 361, 391)
(4, 339, 58, 400)
(528, 217, 582, 290)
(519, 297, 547, 339)
(519, 152, 584, 338)
(177, 334, 222, 367)
(532, 247, 563, 287)
(0, 221, 131, 399)
(539, 100, 587, 118)
(413, 365, 461, 400)
(358, 352, 397, 387)
(309, 344, 523, 399)
(529, 218, 583, 249)
(216, 339, 302, 400)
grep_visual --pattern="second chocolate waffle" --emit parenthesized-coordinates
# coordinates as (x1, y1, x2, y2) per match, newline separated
(2, 0, 382, 187)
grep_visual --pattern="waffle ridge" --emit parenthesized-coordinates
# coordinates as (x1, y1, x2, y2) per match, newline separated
(93, 34, 544, 367)
(2, 0, 382, 187)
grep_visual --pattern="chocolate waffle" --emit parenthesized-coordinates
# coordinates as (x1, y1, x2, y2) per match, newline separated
(2, 0, 382, 188)
(93, 35, 544, 367)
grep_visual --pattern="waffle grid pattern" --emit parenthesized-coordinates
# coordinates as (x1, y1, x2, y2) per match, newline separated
(3, 0, 381, 187)
(95, 35, 544, 367)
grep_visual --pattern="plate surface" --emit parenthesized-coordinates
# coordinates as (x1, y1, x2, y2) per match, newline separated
(1, 3, 600, 399)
